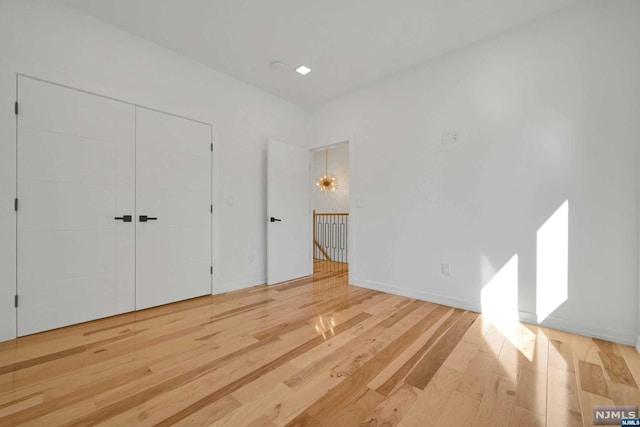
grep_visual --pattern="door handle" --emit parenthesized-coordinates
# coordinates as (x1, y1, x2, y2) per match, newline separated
(139, 215, 158, 222)
(114, 215, 132, 222)
(270, 217, 281, 222)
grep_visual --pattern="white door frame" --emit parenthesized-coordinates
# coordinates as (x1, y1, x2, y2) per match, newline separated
(309, 139, 355, 282)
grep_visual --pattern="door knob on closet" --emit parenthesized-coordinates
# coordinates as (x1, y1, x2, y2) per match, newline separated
(114, 215, 132, 222)
(270, 217, 282, 222)
(139, 215, 158, 222)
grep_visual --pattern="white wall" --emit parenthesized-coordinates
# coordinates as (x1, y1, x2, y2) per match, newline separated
(311, 144, 349, 213)
(308, 0, 640, 344)
(0, 0, 305, 341)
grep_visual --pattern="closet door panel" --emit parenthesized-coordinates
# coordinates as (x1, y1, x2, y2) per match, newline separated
(17, 77, 135, 336)
(135, 107, 211, 310)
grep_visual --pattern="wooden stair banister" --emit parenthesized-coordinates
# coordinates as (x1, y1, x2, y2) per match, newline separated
(314, 239, 332, 261)
(313, 210, 348, 263)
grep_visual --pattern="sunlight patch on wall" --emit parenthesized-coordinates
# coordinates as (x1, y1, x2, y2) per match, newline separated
(480, 254, 536, 361)
(481, 254, 519, 327)
(536, 201, 569, 323)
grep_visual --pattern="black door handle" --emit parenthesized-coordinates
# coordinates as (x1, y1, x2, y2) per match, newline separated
(270, 217, 281, 222)
(115, 215, 132, 222)
(139, 215, 158, 222)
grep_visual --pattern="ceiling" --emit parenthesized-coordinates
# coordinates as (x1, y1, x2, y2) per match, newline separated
(60, 0, 582, 109)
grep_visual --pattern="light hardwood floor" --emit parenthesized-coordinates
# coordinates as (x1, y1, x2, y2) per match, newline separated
(1, 260, 639, 426)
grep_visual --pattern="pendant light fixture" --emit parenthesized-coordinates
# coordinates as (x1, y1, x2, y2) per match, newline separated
(316, 148, 338, 192)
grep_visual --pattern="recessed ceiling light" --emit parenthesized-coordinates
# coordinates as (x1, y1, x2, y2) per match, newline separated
(295, 65, 311, 75)
(270, 60, 285, 70)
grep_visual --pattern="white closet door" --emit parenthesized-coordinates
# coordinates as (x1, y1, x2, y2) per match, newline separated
(17, 77, 135, 336)
(135, 107, 212, 309)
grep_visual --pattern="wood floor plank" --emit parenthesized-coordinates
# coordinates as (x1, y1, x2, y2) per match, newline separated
(99, 383, 241, 427)
(316, 387, 385, 427)
(477, 324, 506, 356)
(443, 340, 479, 373)
(0, 393, 42, 418)
(549, 338, 576, 373)
(1, 260, 638, 426)
(231, 363, 300, 405)
(405, 310, 478, 390)
(434, 391, 480, 427)
(618, 344, 640, 386)
(210, 383, 294, 427)
(577, 390, 614, 427)
(579, 360, 611, 398)
(360, 384, 417, 427)
(508, 405, 545, 427)
(510, 324, 548, 375)
(367, 307, 456, 394)
(494, 339, 526, 381)
(60, 336, 283, 426)
(285, 304, 443, 392)
(599, 351, 638, 387)
(0, 346, 85, 376)
(152, 312, 373, 426)
(378, 300, 422, 328)
(456, 350, 500, 402)
(287, 305, 456, 424)
(0, 366, 152, 425)
(400, 366, 463, 426)
(30, 398, 98, 427)
(608, 381, 640, 407)
(471, 373, 516, 427)
(547, 366, 583, 427)
(514, 367, 547, 416)
(372, 308, 461, 395)
(461, 315, 491, 346)
(594, 338, 621, 355)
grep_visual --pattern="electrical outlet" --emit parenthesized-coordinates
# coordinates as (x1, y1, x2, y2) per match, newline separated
(441, 263, 450, 276)
(451, 131, 459, 143)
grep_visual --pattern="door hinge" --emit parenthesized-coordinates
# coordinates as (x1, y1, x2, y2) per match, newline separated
(14, 295, 18, 308)
(14, 198, 18, 211)
(210, 204, 213, 213)
(210, 143, 213, 152)
(14, 101, 18, 115)
(210, 266, 213, 275)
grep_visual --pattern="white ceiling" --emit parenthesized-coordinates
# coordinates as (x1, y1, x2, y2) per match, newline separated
(60, 0, 582, 109)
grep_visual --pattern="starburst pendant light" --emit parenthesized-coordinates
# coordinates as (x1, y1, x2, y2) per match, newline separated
(316, 149, 338, 192)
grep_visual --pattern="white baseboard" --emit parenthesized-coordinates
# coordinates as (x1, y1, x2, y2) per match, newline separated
(517, 310, 538, 325)
(352, 278, 636, 346)
(351, 278, 480, 313)
(519, 310, 635, 346)
(214, 276, 265, 294)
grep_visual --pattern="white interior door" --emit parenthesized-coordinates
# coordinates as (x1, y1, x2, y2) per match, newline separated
(135, 107, 212, 309)
(267, 139, 310, 285)
(17, 77, 135, 336)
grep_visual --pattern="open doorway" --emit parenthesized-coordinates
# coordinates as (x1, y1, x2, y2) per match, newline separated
(310, 142, 349, 279)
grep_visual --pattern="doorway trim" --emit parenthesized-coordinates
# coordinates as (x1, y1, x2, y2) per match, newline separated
(309, 139, 355, 283)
